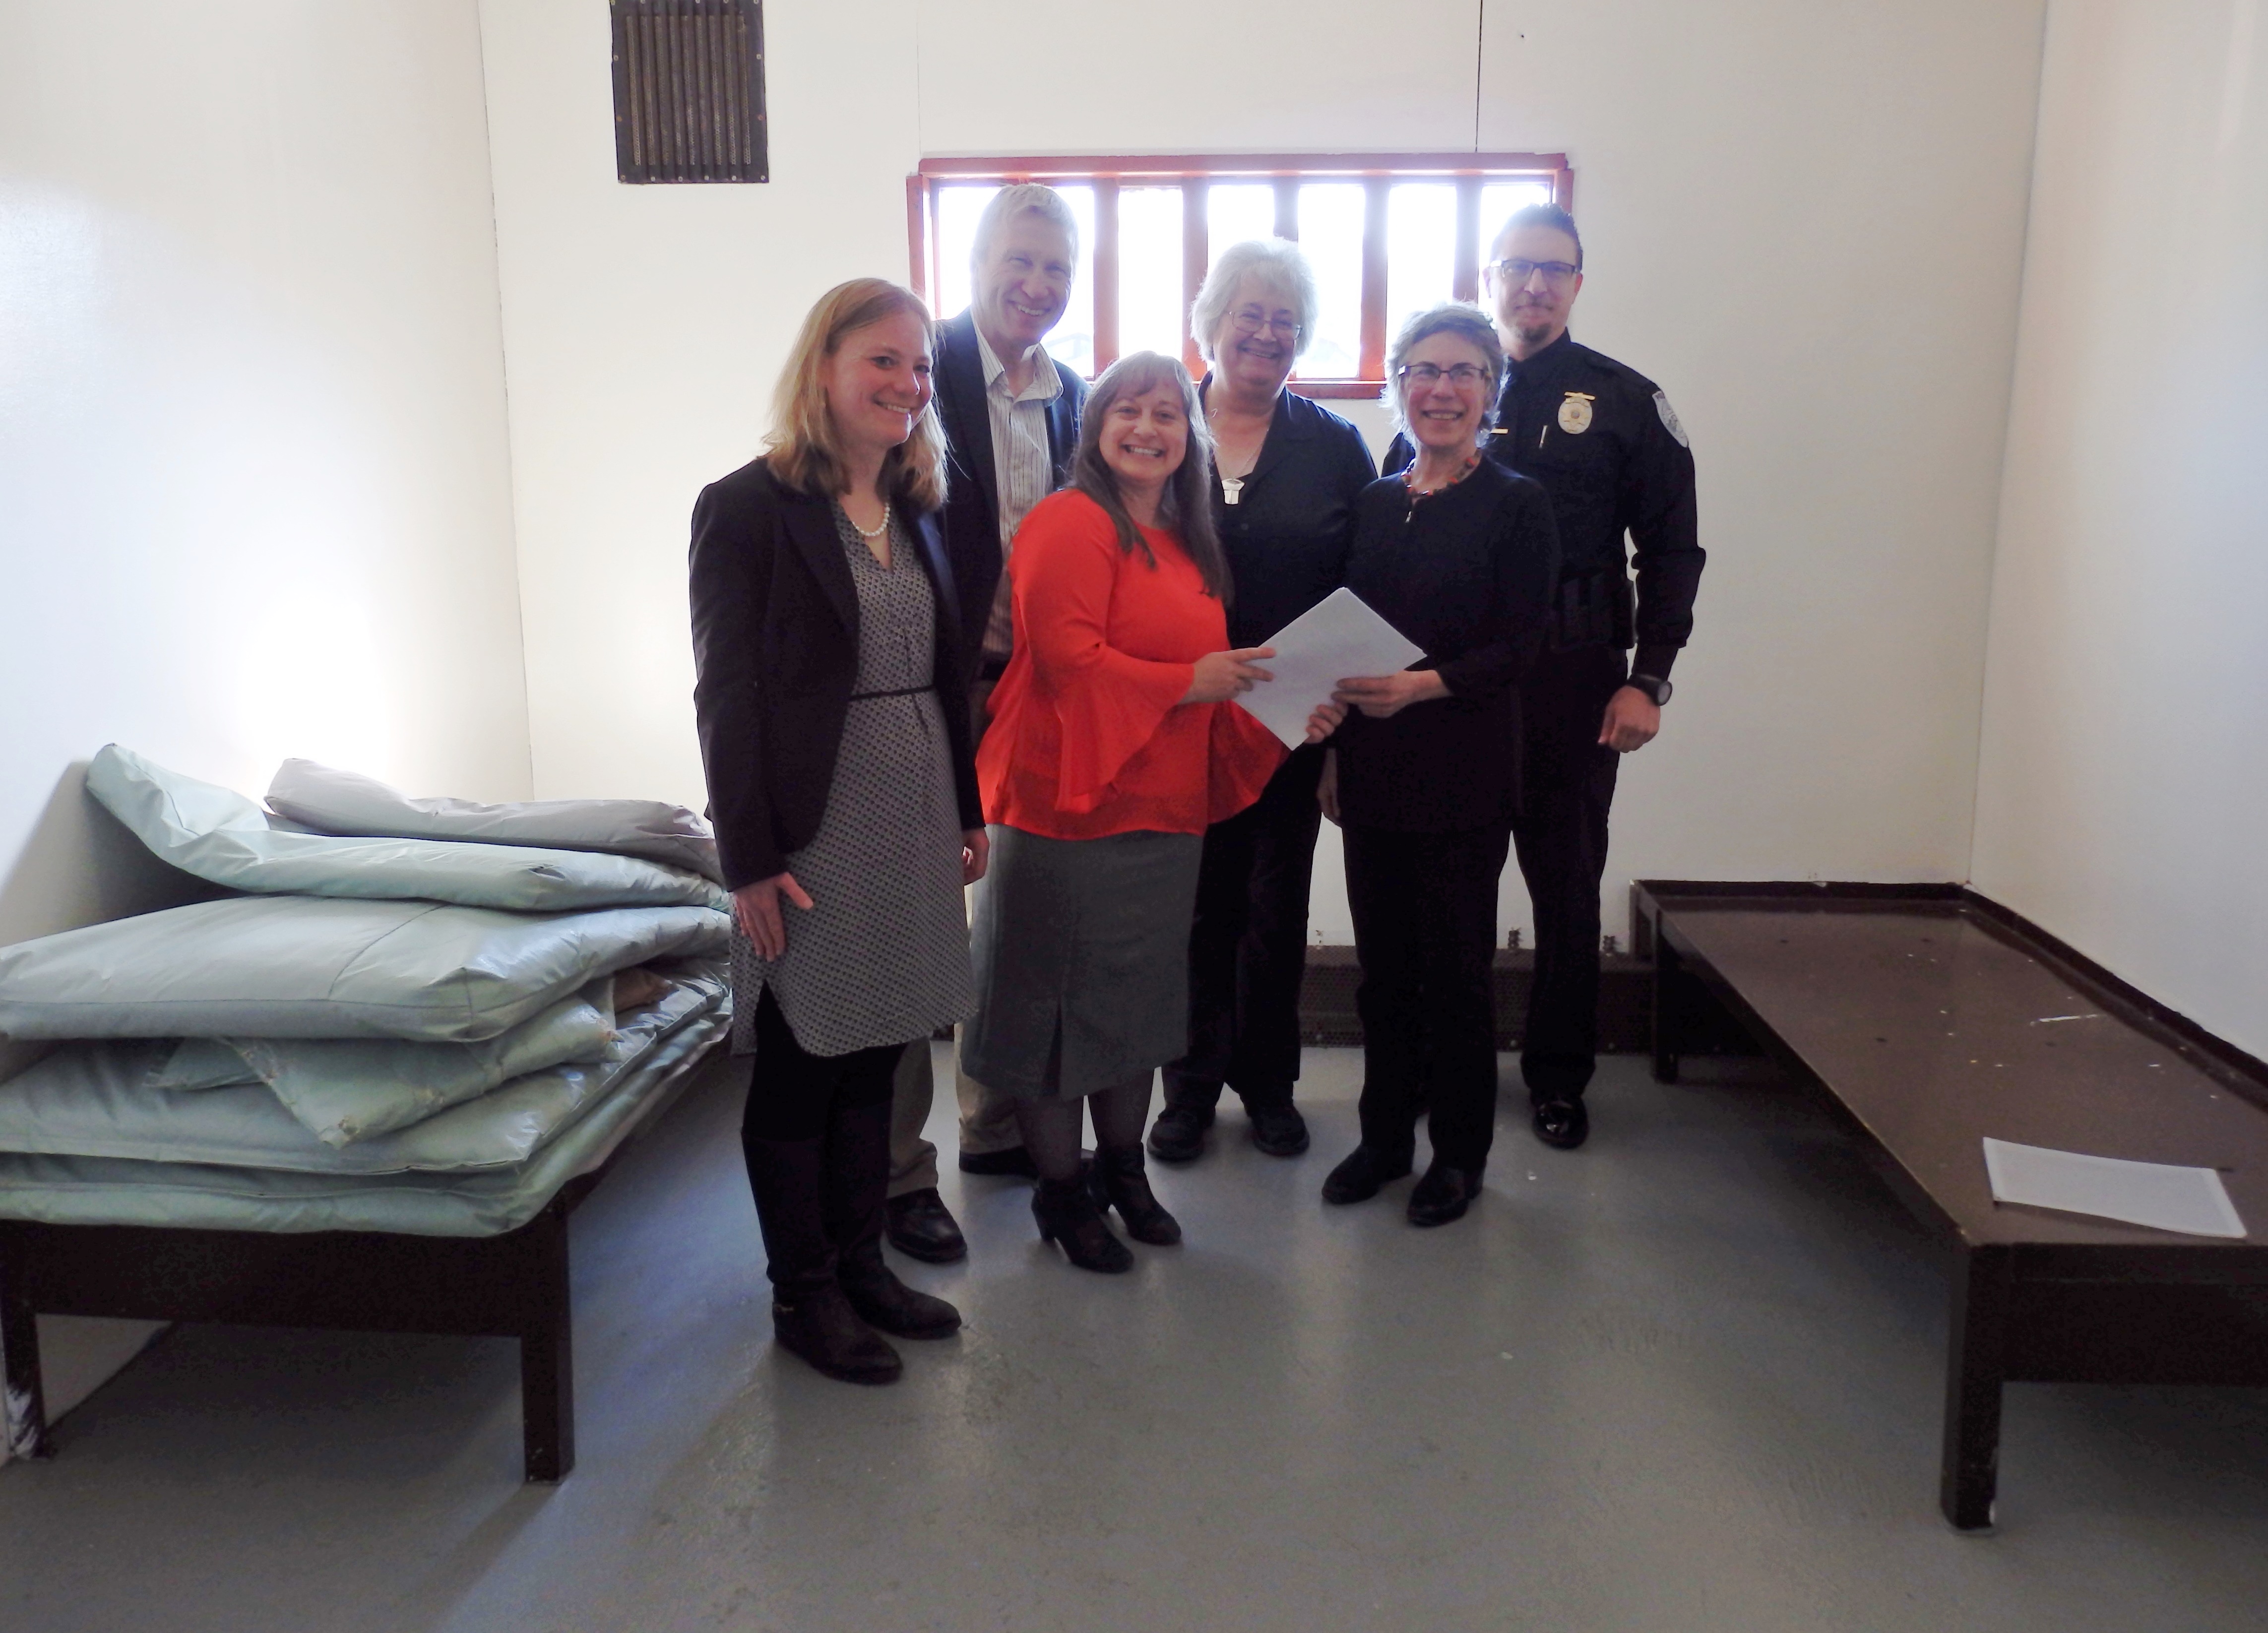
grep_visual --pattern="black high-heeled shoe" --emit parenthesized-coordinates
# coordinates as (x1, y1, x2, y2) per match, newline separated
(1089, 1143, 1182, 1245)
(1032, 1176, 1134, 1273)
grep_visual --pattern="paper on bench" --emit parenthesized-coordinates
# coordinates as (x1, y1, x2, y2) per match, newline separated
(1233, 588, 1427, 749)
(1981, 1137, 2246, 1239)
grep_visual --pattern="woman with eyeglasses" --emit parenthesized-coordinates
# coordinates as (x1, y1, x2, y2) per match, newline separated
(1318, 303, 1561, 1228)
(1144, 240, 1378, 1170)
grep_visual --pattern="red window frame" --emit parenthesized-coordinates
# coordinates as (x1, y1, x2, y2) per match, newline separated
(907, 152, 1573, 398)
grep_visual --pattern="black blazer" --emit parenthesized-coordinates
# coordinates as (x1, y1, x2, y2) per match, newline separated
(1203, 379, 1377, 648)
(1333, 461, 1562, 832)
(689, 458, 984, 890)
(933, 310, 1087, 661)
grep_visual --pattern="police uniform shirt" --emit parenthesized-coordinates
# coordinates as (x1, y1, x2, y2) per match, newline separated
(1387, 331, 1702, 682)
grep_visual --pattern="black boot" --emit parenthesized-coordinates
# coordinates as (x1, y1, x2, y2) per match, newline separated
(1090, 1143, 1182, 1245)
(743, 1133, 901, 1384)
(824, 1100, 962, 1340)
(1032, 1176, 1133, 1273)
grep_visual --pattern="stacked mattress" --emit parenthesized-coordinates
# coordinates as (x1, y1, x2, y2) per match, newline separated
(0, 749, 735, 1236)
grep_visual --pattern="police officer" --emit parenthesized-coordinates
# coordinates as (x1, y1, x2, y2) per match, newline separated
(1386, 202, 1702, 1150)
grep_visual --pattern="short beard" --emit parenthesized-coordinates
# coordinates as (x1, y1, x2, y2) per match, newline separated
(1509, 313, 1559, 346)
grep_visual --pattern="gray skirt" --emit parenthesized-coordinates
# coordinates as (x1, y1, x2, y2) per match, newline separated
(962, 825, 1203, 1100)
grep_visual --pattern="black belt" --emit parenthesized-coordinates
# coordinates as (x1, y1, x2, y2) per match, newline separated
(847, 684, 933, 702)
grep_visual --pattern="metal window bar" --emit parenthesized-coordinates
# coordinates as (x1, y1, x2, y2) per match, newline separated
(611, 0, 767, 185)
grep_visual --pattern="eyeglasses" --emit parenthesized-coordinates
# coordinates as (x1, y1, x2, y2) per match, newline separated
(1397, 362, 1492, 387)
(1485, 257, 1580, 289)
(1229, 308, 1303, 340)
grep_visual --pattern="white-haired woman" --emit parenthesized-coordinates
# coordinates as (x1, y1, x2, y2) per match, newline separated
(1145, 240, 1377, 1170)
(1320, 304, 1561, 1227)
(964, 352, 1343, 1273)
(690, 278, 986, 1383)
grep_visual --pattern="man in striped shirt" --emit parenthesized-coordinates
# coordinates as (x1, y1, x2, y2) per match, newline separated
(884, 184, 1089, 1264)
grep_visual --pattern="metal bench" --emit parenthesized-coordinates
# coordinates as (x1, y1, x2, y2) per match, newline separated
(1636, 880, 2268, 1531)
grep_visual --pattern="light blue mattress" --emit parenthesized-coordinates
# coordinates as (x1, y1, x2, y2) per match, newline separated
(0, 1006, 732, 1237)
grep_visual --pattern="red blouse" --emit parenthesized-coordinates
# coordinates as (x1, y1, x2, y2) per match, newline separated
(978, 490, 1285, 839)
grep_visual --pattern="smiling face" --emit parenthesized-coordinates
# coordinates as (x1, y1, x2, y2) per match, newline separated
(1484, 221, 1584, 351)
(973, 211, 1075, 359)
(1098, 382, 1189, 502)
(1209, 272, 1301, 402)
(1399, 330, 1496, 458)
(820, 309, 934, 463)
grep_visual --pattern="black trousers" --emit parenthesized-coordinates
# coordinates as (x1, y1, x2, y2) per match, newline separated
(1342, 820, 1512, 1172)
(742, 988, 903, 1142)
(1510, 643, 1628, 1102)
(1163, 745, 1326, 1115)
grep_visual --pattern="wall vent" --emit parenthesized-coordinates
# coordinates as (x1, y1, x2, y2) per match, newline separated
(610, 0, 767, 184)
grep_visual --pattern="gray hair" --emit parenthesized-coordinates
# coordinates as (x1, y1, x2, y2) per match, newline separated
(970, 183, 1082, 272)
(1189, 238, 1319, 362)
(1382, 302, 1506, 443)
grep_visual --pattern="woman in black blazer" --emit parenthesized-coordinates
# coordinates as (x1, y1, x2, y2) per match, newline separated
(1320, 303, 1561, 1229)
(690, 278, 987, 1386)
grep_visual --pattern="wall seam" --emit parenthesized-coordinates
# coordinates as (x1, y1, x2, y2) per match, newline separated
(1960, 0, 2058, 889)
(472, 0, 539, 802)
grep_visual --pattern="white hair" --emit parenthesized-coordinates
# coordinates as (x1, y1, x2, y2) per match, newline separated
(1189, 239, 1319, 362)
(1381, 302, 1506, 444)
(969, 183, 1081, 272)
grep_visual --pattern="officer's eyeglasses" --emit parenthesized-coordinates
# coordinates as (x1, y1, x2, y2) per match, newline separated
(1229, 308, 1303, 340)
(1486, 257, 1580, 290)
(1397, 362, 1492, 387)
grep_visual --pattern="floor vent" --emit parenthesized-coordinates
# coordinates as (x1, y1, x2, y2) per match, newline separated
(610, 0, 767, 184)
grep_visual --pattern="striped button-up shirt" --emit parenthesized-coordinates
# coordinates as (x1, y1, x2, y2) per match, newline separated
(974, 327, 1064, 664)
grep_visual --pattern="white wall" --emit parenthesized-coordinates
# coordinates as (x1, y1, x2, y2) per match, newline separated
(0, 0, 528, 1451)
(1972, 0, 2268, 1059)
(485, 0, 2048, 944)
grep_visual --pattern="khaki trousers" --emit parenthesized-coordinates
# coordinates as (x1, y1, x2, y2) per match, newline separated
(884, 674, 1024, 1195)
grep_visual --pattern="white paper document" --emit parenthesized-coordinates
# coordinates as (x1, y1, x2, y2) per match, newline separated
(1232, 587, 1427, 749)
(1981, 1137, 2247, 1239)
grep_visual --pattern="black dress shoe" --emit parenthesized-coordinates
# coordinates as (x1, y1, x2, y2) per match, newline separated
(1146, 1104, 1211, 1164)
(1406, 1160, 1483, 1227)
(1531, 1097, 1590, 1150)
(837, 1242, 962, 1339)
(884, 1188, 967, 1263)
(1321, 1143, 1414, 1205)
(772, 1282, 902, 1385)
(1032, 1176, 1133, 1273)
(1247, 1103, 1310, 1158)
(958, 1145, 1041, 1179)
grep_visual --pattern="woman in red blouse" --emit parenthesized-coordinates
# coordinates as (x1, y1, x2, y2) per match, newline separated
(964, 352, 1341, 1272)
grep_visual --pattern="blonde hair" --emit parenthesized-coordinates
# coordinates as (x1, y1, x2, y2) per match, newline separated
(764, 279, 948, 513)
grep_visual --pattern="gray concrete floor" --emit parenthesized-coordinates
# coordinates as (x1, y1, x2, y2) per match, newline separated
(3, 1047, 2267, 1632)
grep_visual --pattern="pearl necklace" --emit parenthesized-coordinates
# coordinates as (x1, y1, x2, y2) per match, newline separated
(849, 502, 891, 542)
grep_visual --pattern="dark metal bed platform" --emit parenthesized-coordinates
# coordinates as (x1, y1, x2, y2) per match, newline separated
(1634, 881, 2268, 1531)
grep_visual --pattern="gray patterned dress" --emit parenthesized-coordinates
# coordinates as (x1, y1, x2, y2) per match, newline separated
(729, 507, 974, 1059)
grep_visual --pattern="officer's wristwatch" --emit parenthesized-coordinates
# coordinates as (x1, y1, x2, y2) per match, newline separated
(1624, 673, 1673, 707)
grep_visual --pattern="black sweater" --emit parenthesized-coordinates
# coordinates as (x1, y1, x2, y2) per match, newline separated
(1333, 460, 1561, 831)
(1205, 382, 1377, 649)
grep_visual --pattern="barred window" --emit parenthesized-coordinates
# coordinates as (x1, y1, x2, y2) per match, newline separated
(908, 154, 1571, 393)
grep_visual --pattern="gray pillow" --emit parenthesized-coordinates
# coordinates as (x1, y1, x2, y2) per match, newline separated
(0, 894, 729, 1042)
(267, 758, 723, 883)
(86, 745, 727, 913)
(0, 974, 723, 1174)
(147, 980, 619, 1146)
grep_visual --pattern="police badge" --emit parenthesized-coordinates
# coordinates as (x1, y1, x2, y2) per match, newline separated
(1557, 393, 1594, 434)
